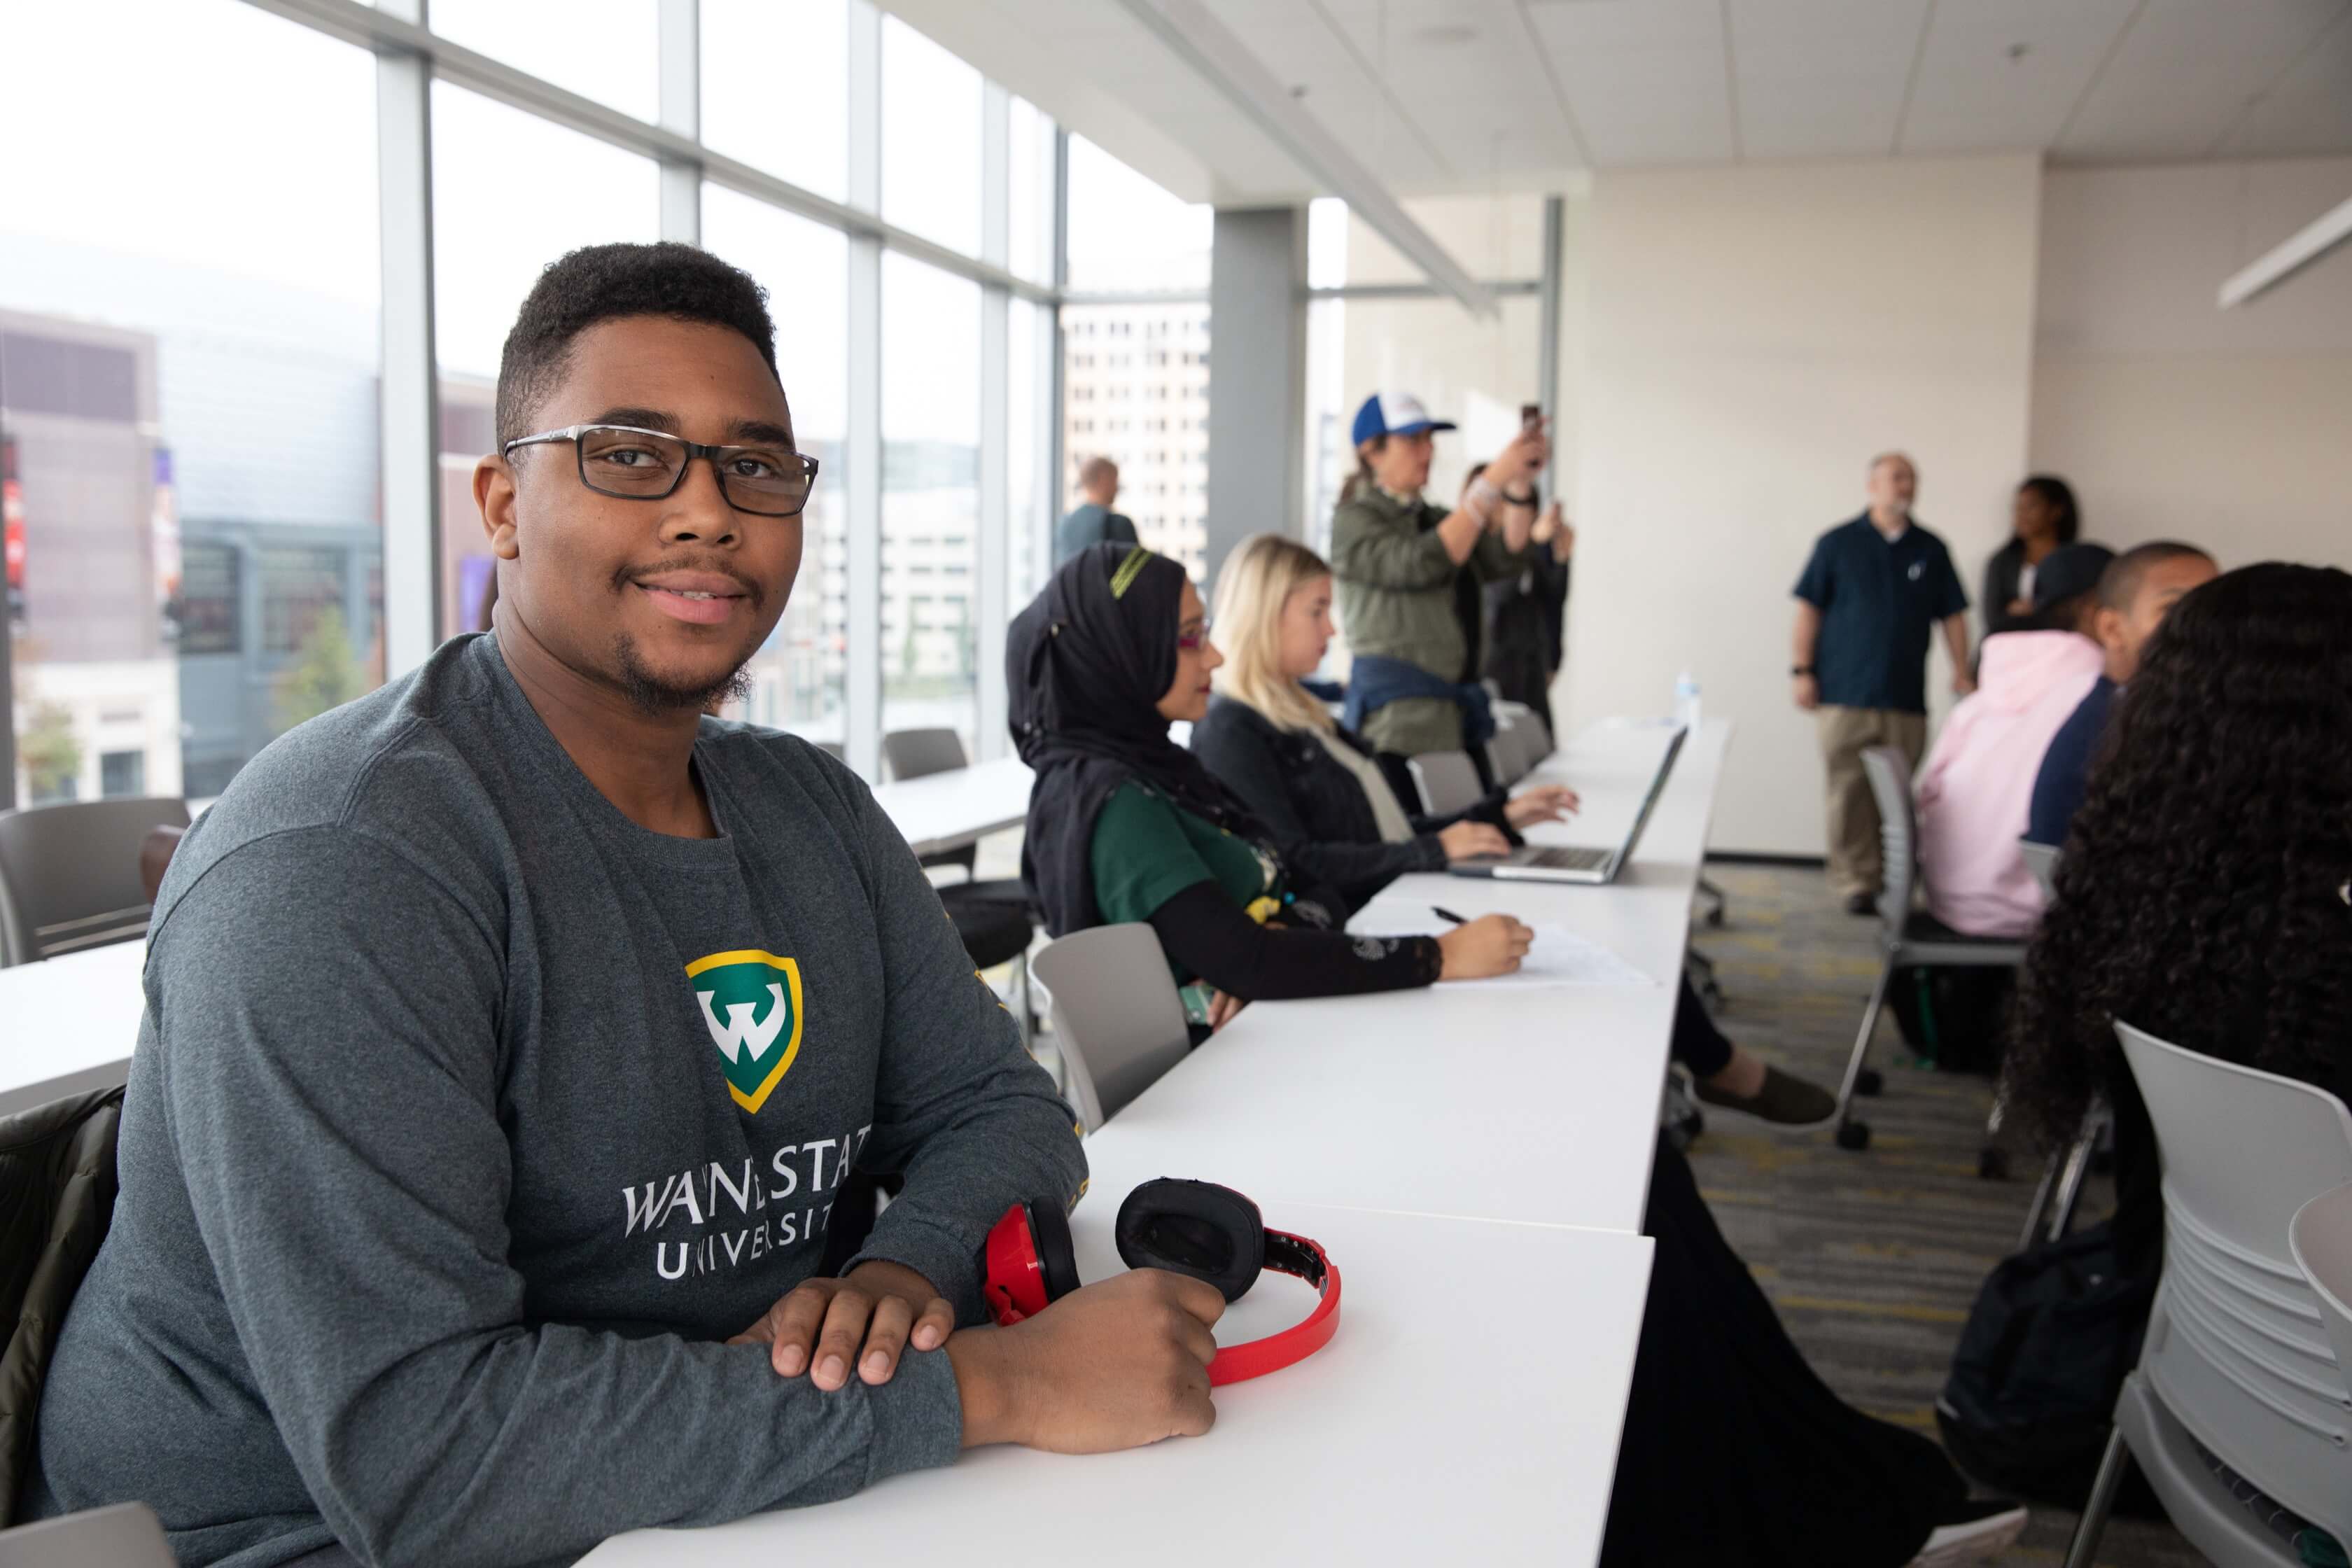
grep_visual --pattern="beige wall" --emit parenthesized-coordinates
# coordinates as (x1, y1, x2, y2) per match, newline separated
(1562, 155, 2044, 856)
(2029, 158, 2352, 568)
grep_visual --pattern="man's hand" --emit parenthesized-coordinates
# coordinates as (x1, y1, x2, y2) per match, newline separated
(732, 1259, 954, 1389)
(1504, 785, 1578, 828)
(1203, 988, 1247, 1032)
(1793, 674, 1821, 711)
(1952, 670, 1977, 697)
(945, 1270, 1224, 1452)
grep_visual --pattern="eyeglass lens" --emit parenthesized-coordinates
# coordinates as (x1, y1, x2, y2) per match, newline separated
(575, 426, 812, 515)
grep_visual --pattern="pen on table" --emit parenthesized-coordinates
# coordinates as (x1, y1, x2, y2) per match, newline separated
(1431, 905, 1469, 926)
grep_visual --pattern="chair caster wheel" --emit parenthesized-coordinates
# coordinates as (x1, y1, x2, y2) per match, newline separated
(1835, 1121, 1871, 1151)
(1977, 1147, 2010, 1181)
(1854, 1068, 1884, 1097)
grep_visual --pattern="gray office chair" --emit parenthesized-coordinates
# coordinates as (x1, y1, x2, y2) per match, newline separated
(0, 797, 191, 967)
(2290, 1181, 2352, 1403)
(1406, 751, 1483, 818)
(0, 1504, 174, 1566)
(1513, 710, 1554, 764)
(1830, 749, 2028, 1151)
(2065, 1024, 2352, 1567)
(2006, 836, 2106, 1239)
(1484, 723, 1531, 788)
(2018, 837, 2061, 900)
(1031, 925, 1191, 1133)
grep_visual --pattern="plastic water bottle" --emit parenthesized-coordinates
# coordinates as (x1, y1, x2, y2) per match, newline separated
(1674, 671, 1702, 732)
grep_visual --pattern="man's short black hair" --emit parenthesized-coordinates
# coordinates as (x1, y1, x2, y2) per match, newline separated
(2097, 540, 2215, 612)
(494, 241, 779, 449)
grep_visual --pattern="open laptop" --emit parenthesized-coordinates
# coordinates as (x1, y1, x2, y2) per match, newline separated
(1450, 725, 1687, 885)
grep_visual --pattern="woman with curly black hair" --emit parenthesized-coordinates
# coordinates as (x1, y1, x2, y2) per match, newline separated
(2005, 561, 2352, 1280)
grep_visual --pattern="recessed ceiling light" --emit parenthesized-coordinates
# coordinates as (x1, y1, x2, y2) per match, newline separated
(1415, 23, 1476, 46)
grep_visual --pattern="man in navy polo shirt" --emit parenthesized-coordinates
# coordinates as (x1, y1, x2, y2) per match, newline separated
(1790, 452, 1972, 914)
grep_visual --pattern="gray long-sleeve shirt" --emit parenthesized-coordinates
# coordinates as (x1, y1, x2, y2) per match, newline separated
(30, 634, 1086, 1567)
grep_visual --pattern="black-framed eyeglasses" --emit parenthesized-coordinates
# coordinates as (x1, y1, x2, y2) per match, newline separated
(501, 423, 820, 517)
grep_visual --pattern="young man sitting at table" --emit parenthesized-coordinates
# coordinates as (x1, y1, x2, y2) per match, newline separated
(29, 243, 1226, 1567)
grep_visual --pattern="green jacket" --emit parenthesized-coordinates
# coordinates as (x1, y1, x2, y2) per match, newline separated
(1329, 486, 1537, 677)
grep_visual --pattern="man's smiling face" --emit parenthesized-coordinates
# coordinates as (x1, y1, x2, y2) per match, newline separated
(488, 314, 802, 713)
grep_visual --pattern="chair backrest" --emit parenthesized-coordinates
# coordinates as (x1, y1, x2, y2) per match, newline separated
(1515, 710, 1554, 764)
(880, 727, 967, 783)
(0, 798, 191, 967)
(0, 1503, 174, 1565)
(1406, 751, 1483, 817)
(1484, 724, 1527, 788)
(2017, 838, 2060, 902)
(2290, 1182, 2352, 1399)
(2117, 1021, 2352, 1540)
(1030, 925, 1191, 1133)
(1858, 747, 1917, 934)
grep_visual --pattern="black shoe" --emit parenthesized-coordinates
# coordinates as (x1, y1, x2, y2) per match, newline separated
(1844, 890, 1879, 916)
(1694, 1065, 1838, 1128)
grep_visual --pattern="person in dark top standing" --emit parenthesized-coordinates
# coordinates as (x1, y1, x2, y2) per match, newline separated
(2006, 562, 2352, 1289)
(1009, 542, 1534, 1028)
(1980, 475, 2080, 640)
(1791, 452, 1973, 914)
(31, 244, 1227, 1566)
(2024, 540, 2216, 846)
(1054, 454, 1138, 565)
(1475, 470, 1576, 736)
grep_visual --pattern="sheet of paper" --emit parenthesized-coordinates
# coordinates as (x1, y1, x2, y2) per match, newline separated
(1349, 904, 1656, 989)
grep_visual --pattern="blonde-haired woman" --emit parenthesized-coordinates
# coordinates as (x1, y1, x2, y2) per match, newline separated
(1193, 532, 1838, 1128)
(1191, 533, 1576, 911)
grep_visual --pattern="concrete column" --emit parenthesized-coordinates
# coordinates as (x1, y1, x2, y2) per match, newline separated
(1205, 206, 1307, 587)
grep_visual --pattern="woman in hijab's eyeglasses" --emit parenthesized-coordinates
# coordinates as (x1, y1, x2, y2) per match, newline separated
(1009, 544, 1532, 1030)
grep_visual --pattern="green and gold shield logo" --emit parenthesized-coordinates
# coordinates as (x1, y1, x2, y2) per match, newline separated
(685, 949, 804, 1114)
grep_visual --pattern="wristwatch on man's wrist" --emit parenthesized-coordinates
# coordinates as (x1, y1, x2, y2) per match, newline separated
(1791, 665, 1814, 678)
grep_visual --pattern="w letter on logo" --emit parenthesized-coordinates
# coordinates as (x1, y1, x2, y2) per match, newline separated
(683, 950, 804, 1114)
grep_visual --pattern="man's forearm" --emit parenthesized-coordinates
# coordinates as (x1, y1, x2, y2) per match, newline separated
(1942, 615, 1969, 670)
(1791, 602, 1821, 667)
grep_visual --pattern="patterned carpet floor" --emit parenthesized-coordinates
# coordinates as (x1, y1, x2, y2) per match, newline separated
(1684, 862, 2200, 1567)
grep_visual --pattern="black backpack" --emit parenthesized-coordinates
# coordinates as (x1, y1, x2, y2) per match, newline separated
(1935, 1218, 2159, 1508)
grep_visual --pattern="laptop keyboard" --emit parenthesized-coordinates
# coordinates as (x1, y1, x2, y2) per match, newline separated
(1524, 846, 1613, 872)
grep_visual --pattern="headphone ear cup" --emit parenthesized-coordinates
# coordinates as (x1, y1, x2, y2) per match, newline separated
(1115, 1179, 1266, 1303)
(1027, 1199, 1082, 1303)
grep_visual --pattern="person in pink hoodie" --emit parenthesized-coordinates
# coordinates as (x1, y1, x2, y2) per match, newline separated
(1914, 543, 2111, 937)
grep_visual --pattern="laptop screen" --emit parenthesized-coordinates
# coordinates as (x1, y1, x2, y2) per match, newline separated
(1611, 726, 1688, 865)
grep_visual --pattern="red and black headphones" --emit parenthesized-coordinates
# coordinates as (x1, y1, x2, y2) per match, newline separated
(983, 1177, 1341, 1385)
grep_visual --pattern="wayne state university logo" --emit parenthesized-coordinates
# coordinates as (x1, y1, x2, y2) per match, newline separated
(685, 950, 805, 1113)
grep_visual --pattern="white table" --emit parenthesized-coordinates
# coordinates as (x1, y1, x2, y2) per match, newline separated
(0, 940, 146, 1116)
(869, 757, 1034, 859)
(582, 1146, 1653, 1567)
(1051, 720, 1729, 1236)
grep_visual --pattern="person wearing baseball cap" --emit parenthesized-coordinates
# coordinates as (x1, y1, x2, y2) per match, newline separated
(1328, 391, 1548, 770)
(1912, 540, 2113, 939)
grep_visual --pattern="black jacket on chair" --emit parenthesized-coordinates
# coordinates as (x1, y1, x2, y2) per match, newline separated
(1189, 696, 1516, 913)
(0, 1085, 123, 1522)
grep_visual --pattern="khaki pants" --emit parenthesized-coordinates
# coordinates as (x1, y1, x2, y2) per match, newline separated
(1816, 706, 1927, 897)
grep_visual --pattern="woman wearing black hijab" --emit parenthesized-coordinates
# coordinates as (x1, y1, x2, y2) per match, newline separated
(1010, 543, 1532, 1015)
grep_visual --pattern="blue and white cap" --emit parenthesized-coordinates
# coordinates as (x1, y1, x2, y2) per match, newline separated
(1350, 391, 1456, 447)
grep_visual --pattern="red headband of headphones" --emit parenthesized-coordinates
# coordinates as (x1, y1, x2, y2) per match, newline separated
(982, 1177, 1340, 1386)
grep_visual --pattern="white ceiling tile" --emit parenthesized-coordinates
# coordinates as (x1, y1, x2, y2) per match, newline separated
(2218, 5, 2352, 156)
(1899, 0, 2140, 154)
(2056, 0, 2347, 162)
(1728, 0, 1928, 160)
(1528, 0, 1735, 166)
